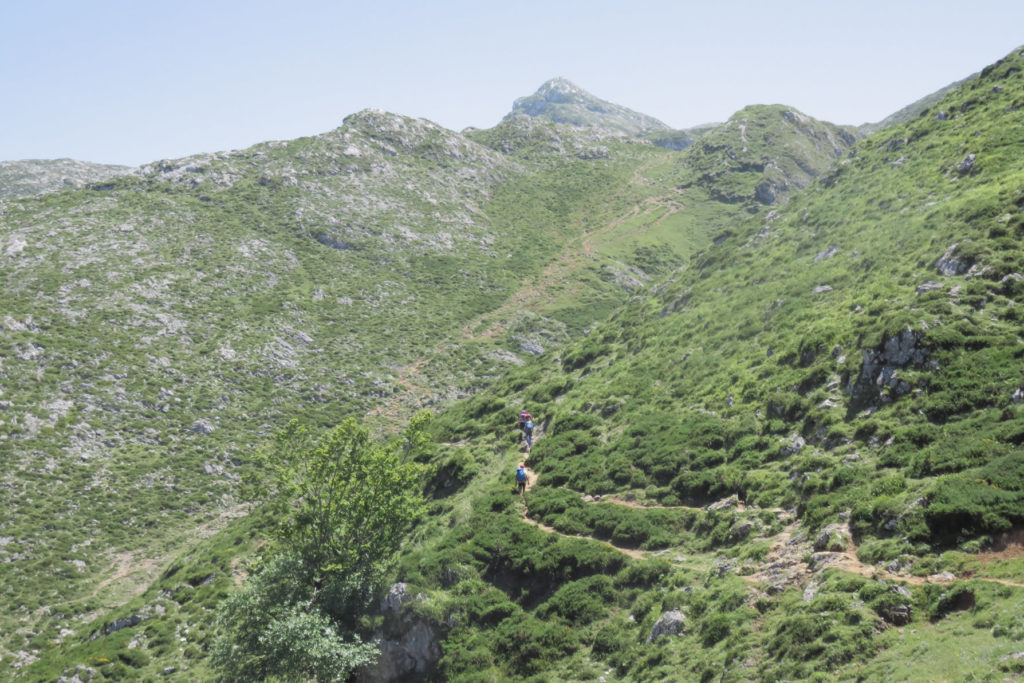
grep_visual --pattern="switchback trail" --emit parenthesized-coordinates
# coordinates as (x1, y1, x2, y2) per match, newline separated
(517, 457, 1024, 591)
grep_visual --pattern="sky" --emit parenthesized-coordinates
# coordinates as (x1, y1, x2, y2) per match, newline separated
(2, 0, 1022, 167)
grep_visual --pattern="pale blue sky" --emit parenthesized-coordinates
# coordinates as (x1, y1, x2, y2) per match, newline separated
(2, 0, 1021, 166)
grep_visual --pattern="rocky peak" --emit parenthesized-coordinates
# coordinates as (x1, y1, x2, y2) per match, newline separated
(505, 77, 670, 137)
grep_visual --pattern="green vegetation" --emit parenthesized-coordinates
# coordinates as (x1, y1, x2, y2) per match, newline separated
(7, 46, 1024, 680)
(212, 416, 426, 681)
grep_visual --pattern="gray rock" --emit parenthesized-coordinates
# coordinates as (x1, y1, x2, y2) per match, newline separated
(813, 525, 847, 552)
(730, 521, 755, 539)
(936, 243, 973, 276)
(891, 585, 913, 599)
(851, 328, 930, 403)
(755, 181, 776, 204)
(647, 609, 685, 643)
(381, 583, 411, 614)
(812, 284, 833, 294)
(189, 419, 215, 435)
(713, 558, 736, 576)
(104, 614, 143, 635)
(916, 281, 943, 294)
(779, 435, 806, 457)
(814, 246, 839, 262)
(957, 153, 976, 174)
(57, 666, 98, 683)
(358, 620, 442, 682)
(885, 604, 911, 626)
(706, 495, 739, 512)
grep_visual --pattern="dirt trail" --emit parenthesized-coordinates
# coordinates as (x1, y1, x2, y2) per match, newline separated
(517, 459, 1024, 590)
(517, 447, 645, 560)
(366, 173, 686, 426)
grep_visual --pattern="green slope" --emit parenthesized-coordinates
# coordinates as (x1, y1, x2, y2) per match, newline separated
(363, 47, 1024, 681)
(11, 48, 1022, 680)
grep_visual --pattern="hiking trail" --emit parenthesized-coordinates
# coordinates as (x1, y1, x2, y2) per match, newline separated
(515, 446, 1024, 591)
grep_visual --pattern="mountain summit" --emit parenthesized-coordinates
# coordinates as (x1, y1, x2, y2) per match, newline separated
(506, 77, 670, 136)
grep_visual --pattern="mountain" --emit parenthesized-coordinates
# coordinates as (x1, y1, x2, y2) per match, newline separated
(0, 158, 133, 199)
(858, 73, 976, 135)
(7, 47, 1024, 681)
(677, 104, 859, 206)
(506, 77, 671, 136)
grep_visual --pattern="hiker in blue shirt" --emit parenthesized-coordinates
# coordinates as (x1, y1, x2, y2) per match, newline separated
(516, 463, 528, 494)
(523, 417, 534, 449)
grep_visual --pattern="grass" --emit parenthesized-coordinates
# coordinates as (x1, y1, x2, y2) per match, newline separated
(7, 46, 1024, 680)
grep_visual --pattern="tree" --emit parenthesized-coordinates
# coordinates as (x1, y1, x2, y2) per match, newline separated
(214, 414, 429, 681)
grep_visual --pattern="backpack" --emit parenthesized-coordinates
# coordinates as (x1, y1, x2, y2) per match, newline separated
(524, 420, 534, 431)
(516, 467, 527, 482)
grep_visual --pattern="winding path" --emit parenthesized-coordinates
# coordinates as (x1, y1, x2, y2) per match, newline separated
(516, 453, 1024, 590)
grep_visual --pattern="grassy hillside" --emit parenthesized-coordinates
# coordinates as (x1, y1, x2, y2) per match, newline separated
(371, 47, 1022, 681)
(3, 94, 801, 677)
(0, 111, 701, 676)
(9, 48, 1023, 680)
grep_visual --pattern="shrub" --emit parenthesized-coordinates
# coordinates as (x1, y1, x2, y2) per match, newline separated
(925, 475, 1022, 538)
(614, 560, 672, 588)
(700, 612, 733, 647)
(611, 516, 653, 547)
(495, 614, 579, 675)
(538, 575, 616, 622)
(549, 411, 602, 436)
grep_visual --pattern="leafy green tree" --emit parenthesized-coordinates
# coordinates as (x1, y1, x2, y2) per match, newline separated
(214, 414, 429, 682)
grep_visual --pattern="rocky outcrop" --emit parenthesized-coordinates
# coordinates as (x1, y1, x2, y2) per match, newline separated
(357, 583, 445, 683)
(935, 243, 976, 276)
(850, 328, 932, 405)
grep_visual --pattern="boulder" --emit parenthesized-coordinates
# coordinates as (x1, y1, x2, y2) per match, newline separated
(956, 153, 976, 174)
(647, 609, 685, 643)
(884, 604, 911, 626)
(706, 495, 739, 512)
(189, 419, 215, 435)
(730, 521, 755, 539)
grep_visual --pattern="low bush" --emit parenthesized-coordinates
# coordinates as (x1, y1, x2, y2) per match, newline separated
(538, 574, 616, 622)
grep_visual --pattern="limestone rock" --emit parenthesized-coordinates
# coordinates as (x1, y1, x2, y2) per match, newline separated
(647, 609, 685, 643)
(883, 604, 911, 626)
(381, 582, 411, 614)
(812, 525, 848, 552)
(190, 419, 215, 435)
(936, 243, 974, 276)
(358, 621, 442, 683)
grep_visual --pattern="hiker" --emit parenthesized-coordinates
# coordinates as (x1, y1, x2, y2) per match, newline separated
(523, 416, 534, 449)
(517, 408, 531, 431)
(516, 462, 528, 494)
